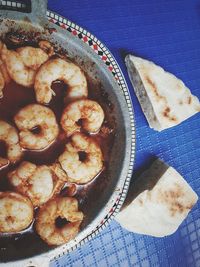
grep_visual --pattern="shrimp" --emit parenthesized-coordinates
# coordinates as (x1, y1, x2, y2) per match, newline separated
(61, 99, 104, 136)
(8, 162, 67, 207)
(1, 44, 36, 87)
(0, 59, 11, 85)
(35, 197, 83, 245)
(0, 45, 11, 97)
(0, 192, 33, 233)
(0, 158, 8, 168)
(0, 70, 5, 98)
(50, 162, 69, 187)
(16, 46, 49, 71)
(0, 40, 3, 52)
(14, 104, 59, 150)
(1, 44, 49, 87)
(0, 120, 23, 168)
(38, 40, 54, 57)
(34, 58, 88, 104)
(59, 132, 103, 184)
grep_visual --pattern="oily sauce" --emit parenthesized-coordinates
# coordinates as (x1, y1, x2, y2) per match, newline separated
(0, 53, 116, 261)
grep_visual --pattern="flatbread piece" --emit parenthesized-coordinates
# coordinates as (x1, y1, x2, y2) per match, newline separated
(116, 159, 198, 237)
(125, 55, 200, 131)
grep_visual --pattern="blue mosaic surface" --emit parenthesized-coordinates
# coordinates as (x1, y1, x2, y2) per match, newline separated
(48, 0, 200, 266)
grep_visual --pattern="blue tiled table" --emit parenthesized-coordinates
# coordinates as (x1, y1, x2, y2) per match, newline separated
(48, 1, 200, 266)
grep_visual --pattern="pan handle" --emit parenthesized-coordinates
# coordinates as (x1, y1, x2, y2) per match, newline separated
(0, 0, 48, 25)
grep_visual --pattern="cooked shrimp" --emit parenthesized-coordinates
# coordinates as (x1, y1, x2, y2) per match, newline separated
(0, 41, 11, 87)
(1, 44, 36, 87)
(0, 120, 23, 168)
(0, 55, 10, 98)
(0, 70, 5, 98)
(38, 40, 54, 57)
(34, 58, 88, 104)
(59, 132, 103, 184)
(35, 197, 83, 245)
(8, 162, 67, 207)
(1, 44, 49, 87)
(0, 40, 3, 52)
(49, 162, 69, 190)
(14, 104, 59, 150)
(0, 58, 11, 84)
(0, 192, 33, 233)
(16, 46, 49, 71)
(0, 158, 9, 168)
(61, 99, 104, 136)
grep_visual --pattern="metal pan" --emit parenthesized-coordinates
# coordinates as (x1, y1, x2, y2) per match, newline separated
(0, 1, 135, 266)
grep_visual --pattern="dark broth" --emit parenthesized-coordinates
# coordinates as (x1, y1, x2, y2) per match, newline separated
(0, 48, 115, 261)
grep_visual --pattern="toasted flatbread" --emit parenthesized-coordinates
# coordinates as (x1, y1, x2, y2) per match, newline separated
(116, 159, 198, 237)
(125, 55, 200, 131)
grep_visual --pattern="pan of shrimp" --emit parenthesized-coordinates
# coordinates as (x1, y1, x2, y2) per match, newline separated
(0, 0, 135, 266)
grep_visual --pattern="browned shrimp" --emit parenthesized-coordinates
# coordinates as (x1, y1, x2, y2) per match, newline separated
(0, 120, 23, 168)
(8, 162, 67, 207)
(38, 40, 54, 57)
(61, 99, 105, 136)
(0, 69, 5, 98)
(34, 58, 88, 104)
(35, 197, 83, 245)
(14, 104, 59, 150)
(0, 41, 11, 97)
(1, 44, 49, 87)
(16, 46, 49, 71)
(59, 132, 103, 184)
(0, 59, 11, 84)
(0, 192, 33, 233)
